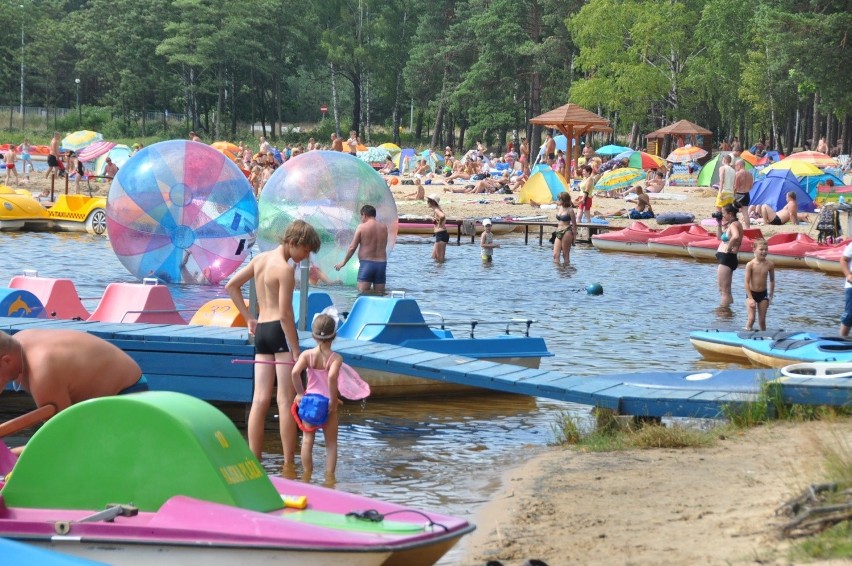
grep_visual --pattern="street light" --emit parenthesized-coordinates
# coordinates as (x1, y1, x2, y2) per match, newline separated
(75, 78, 81, 127)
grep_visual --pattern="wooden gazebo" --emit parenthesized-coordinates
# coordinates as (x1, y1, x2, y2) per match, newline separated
(529, 103, 612, 181)
(646, 119, 713, 161)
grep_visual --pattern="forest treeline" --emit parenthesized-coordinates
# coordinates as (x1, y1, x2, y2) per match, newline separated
(1, 0, 849, 154)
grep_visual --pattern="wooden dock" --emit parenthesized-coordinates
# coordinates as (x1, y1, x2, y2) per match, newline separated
(1, 317, 848, 419)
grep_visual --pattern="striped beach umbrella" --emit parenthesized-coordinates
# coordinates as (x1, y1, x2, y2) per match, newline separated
(666, 145, 708, 163)
(783, 151, 838, 168)
(77, 140, 116, 163)
(594, 168, 646, 191)
(60, 130, 103, 152)
(614, 150, 666, 170)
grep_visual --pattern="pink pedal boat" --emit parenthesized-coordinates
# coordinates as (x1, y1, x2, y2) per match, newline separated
(646, 224, 713, 257)
(766, 233, 832, 269)
(686, 230, 796, 263)
(0, 392, 473, 565)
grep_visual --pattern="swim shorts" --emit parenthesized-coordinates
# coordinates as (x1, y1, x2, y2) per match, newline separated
(715, 251, 738, 271)
(435, 230, 450, 243)
(47, 155, 58, 167)
(255, 321, 290, 354)
(119, 374, 149, 395)
(769, 216, 784, 225)
(357, 259, 387, 285)
(750, 289, 768, 303)
(734, 192, 750, 208)
(715, 194, 734, 209)
(581, 196, 592, 211)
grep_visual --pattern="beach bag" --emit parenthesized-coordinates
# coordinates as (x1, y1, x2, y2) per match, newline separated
(816, 204, 842, 244)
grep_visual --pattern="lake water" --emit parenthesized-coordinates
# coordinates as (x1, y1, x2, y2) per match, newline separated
(0, 229, 842, 562)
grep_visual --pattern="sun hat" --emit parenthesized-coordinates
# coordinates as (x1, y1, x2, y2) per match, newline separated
(427, 194, 440, 205)
(482, 218, 492, 226)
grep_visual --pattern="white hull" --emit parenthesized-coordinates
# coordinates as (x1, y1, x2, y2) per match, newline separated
(354, 356, 541, 397)
(590, 239, 651, 253)
(810, 257, 842, 274)
(646, 242, 692, 257)
(765, 253, 808, 269)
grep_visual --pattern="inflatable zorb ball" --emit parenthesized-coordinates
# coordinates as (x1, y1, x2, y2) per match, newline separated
(258, 151, 398, 286)
(106, 140, 258, 285)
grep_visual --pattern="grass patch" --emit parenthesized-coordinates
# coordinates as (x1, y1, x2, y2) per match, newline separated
(790, 521, 852, 561)
(723, 381, 852, 427)
(552, 409, 723, 452)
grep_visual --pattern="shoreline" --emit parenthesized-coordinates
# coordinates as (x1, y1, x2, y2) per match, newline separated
(461, 419, 851, 566)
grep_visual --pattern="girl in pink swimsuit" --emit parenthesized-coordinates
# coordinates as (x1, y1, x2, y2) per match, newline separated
(290, 314, 341, 483)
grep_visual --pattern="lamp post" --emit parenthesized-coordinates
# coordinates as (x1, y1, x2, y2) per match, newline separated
(75, 78, 81, 127)
(20, 5, 24, 119)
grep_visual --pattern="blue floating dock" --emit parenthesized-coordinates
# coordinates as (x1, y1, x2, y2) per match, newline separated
(0, 317, 849, 418)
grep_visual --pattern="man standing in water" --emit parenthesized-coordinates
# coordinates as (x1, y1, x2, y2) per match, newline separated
(335, 204, 389, 294)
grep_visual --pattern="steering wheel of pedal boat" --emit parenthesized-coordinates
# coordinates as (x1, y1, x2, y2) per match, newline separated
(780, 362, 852, 379)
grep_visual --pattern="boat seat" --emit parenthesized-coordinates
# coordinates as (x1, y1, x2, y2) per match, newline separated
(337, 297, 438, 344)
(292, 290, 334, 329)
(8, 275, 90, 320)
(0, 288, 45, 319)
(88, 282, 186, 324)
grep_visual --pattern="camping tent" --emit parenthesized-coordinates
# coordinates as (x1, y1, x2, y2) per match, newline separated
(802, 172, 845, 199)
(749, 170, 816, 213)
(696, 152, 753, 187)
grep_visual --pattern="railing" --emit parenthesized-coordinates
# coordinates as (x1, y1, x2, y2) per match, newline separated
(346, 318, 536, 340)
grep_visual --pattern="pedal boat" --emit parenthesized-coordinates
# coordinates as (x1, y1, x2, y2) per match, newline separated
(646, 224, 713, 257)
(0, 392, 473, 565)
(591, 222, 691, 253)
(766, 233, 831, 269)
(0, 187, 106, 235)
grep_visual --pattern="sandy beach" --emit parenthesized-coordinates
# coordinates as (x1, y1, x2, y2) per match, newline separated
(462, 419, 851, 566)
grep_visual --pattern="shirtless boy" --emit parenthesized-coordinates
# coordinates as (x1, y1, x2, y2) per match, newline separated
(744, 239, 775, 331)
(4, 146, 18, 185)
(0, 329, 145, 413)
(335, 204, 389, 294)
(225, 220, 321, 463)
(760, 191, 799, 226)
(45, 132, 61, 180)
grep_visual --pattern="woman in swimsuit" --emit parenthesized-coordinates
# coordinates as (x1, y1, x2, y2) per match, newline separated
(427, 194, 448, 262)
(715, 204, 743, 308)
(552, 191, 577, 264)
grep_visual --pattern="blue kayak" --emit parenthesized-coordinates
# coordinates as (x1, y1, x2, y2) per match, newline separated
(689, 329, 817, 362)
(743, 334, 852, 368)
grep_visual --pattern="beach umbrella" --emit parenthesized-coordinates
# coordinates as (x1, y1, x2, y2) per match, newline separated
(762, 160, 823, 177)
(755, 151, 785, 166)
(60, 130, 103, 152)
(357, 147, 391, 164)
(524, 169, 570, 202)
(595, 144, 631, 157)
(666, 145, 708, 163)
(594, 167, 646, 192)
(378, 142, 401, 153)
(783, 151, 838, 168)
(77, 140, 117, 163)
(749, 169, 816, 213)
(614, 150, 666, 170)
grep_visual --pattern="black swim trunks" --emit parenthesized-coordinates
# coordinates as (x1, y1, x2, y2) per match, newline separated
(750, 289, 768, 303)
(255, 321, 290, 354)
(716, 251, 739, 271)
(734, 192, 750, 208)
(435, 230, 450, 243)
(769, 216, 784, 225)
(47, 155, 58, 167)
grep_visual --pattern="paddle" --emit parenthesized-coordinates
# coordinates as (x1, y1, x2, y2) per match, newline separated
(0, 404, 57, 438)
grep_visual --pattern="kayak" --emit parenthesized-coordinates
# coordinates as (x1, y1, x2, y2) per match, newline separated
(646, 224, 713, 257)
(688, 328, 806, 363)
(591, 221, 691, 253)
(742, 333, 852, 368)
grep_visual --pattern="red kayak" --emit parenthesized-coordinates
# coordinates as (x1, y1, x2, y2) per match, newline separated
(767, 233, 832, 269)
(591, 221, 691, 253)
(646, 224, 714, 257)
(804, 241, 848, 275)
(686, 228, 783, 263)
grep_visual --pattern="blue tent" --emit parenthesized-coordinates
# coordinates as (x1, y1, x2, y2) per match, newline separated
(802, 172, 845, 199)
(749, 170, 816, 213)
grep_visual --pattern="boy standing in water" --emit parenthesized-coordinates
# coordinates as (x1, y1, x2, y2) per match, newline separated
(480, 218, 499, 263)
(744, 239, 775, 331)
(226, 220, 321, 466)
